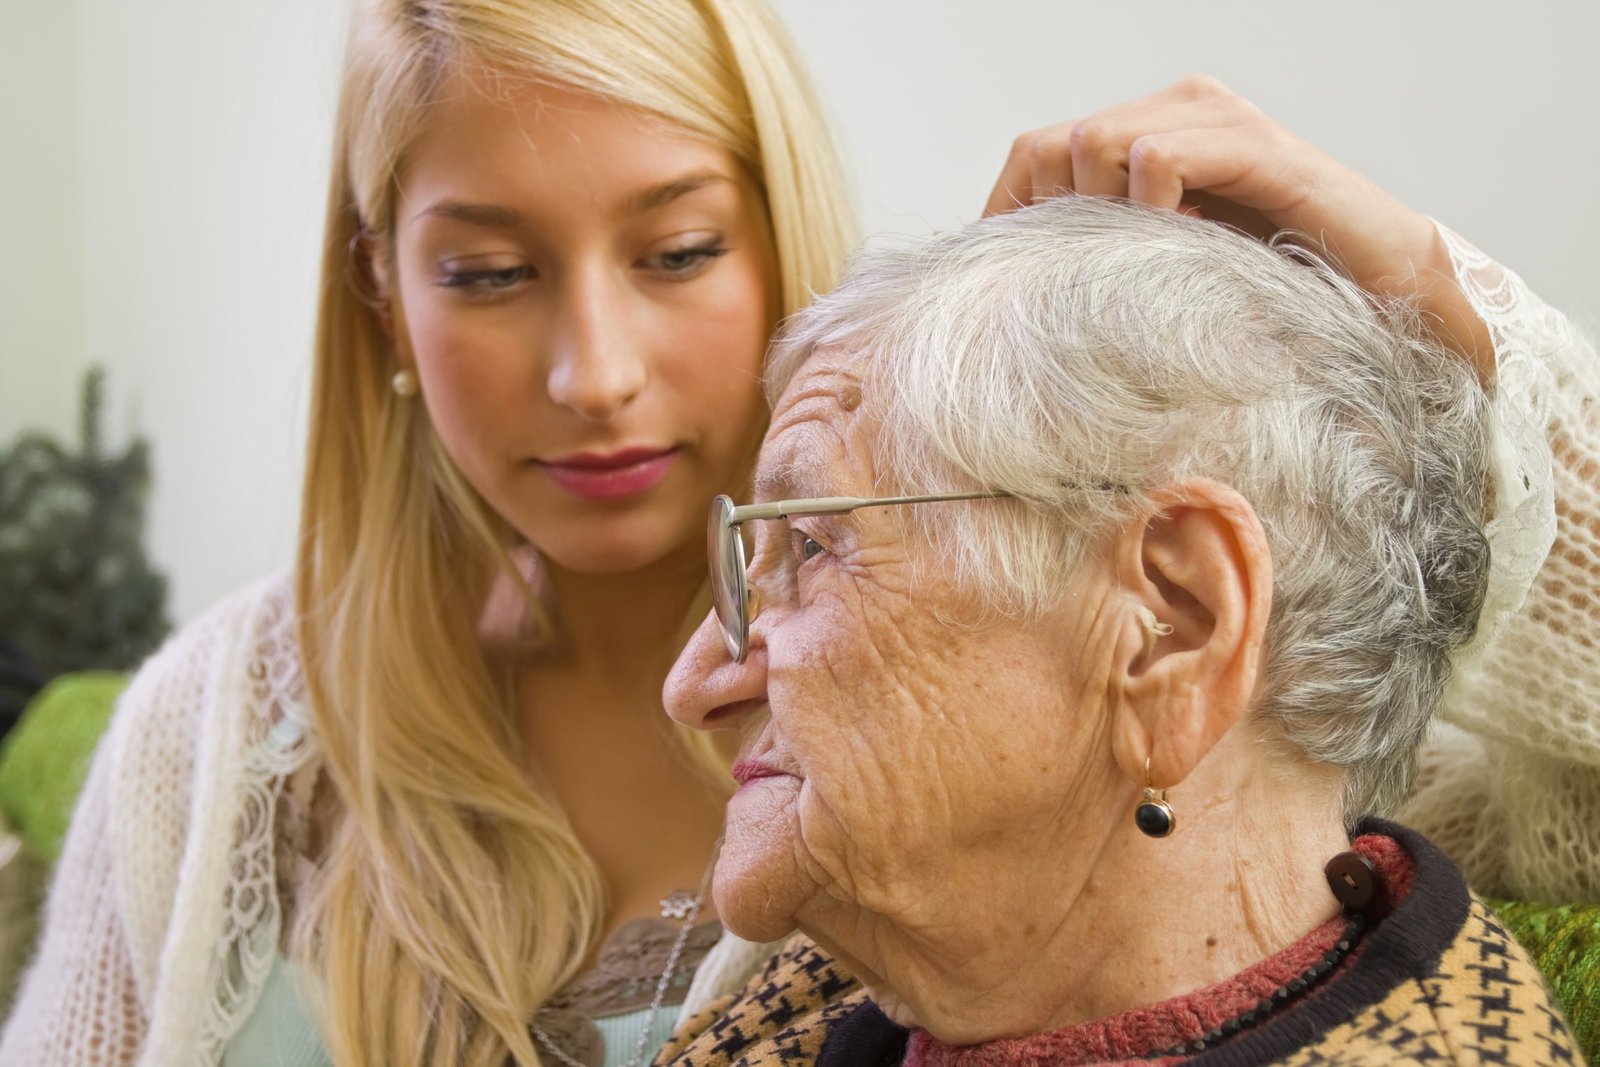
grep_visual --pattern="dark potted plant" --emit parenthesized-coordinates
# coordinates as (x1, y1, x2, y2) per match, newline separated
(0, 367, 169, 732)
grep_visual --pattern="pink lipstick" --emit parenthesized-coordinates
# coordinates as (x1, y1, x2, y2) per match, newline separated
(536, 447, 678, 500)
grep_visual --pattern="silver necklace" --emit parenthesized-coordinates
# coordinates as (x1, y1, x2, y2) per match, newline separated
(531, 864, 713, 1067)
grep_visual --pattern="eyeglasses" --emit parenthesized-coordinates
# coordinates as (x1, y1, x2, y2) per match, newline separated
(708, 490, 1009, 663)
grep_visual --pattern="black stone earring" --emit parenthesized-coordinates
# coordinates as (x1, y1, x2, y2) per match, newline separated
(1134, 757, 1176, 838)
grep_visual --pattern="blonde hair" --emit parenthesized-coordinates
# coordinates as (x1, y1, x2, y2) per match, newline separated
(293, 2, 856, 1064)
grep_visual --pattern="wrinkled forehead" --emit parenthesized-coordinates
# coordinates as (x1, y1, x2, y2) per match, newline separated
(755, 349, 871, 501)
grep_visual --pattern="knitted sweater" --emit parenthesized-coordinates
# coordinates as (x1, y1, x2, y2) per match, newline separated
(655, 824, 1581, 1066)
(0, 226, 1592, 1065)
(1401, 228, 1600, 902)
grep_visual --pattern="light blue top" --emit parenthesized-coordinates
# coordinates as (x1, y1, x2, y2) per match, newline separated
(221, 956, 331, 1067)
(222, 953, 683, 1067)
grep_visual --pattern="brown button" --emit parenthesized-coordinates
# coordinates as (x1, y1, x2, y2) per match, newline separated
(1324, 852, 1389, 915)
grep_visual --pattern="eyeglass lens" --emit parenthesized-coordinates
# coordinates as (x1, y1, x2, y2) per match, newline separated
(709, 496, 748, 660)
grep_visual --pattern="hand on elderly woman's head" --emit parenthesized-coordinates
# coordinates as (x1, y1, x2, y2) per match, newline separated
(988, 76, 1495, 381)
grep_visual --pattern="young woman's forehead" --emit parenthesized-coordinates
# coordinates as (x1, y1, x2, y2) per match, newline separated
(396, 78, 753, 227)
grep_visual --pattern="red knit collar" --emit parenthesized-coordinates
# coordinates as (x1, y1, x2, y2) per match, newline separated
(904, 834, 1413, 1067)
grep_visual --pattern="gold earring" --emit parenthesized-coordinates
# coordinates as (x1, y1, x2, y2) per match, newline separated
(1134, 757, 1176, 838)
(391, 369, 419, 397)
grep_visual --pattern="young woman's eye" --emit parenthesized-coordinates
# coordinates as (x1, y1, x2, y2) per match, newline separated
(439, 265, 531, 294)
(642, 242, 729, 279)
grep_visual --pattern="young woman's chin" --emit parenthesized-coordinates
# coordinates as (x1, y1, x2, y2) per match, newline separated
(499, 454, 737, 577)
(514, 508, 701, 577)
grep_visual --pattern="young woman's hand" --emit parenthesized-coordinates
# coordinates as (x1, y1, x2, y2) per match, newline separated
(987, 76, 1494, 380)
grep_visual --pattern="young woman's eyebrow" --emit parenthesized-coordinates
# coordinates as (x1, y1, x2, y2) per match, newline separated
(621, 171, 735, 216)
(412, 200, 524, 228)
(409, 172, 733, 230)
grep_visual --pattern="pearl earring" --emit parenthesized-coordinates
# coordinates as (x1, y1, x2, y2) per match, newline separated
(391, 369, 419, 397)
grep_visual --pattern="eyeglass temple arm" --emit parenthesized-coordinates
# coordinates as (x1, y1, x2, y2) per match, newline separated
(725, 491, 1006, 524)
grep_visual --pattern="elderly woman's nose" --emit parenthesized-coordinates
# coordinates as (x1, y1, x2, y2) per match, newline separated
(664, 609, 765, 729)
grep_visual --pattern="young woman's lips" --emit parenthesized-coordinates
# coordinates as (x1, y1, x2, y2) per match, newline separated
(536, 447, 679, 500)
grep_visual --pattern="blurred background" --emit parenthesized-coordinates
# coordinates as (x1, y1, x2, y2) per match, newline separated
(2, 0, 1597, 633)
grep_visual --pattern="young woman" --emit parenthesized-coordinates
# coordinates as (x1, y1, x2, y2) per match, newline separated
(5, 4, 852, 1065)
(2, 4, 1592, 1067)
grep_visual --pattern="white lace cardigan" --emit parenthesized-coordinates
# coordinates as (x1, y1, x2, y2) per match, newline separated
(2, 226, 1595, 1067)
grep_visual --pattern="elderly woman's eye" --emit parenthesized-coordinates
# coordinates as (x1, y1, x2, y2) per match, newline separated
(793, 531, 826, 563)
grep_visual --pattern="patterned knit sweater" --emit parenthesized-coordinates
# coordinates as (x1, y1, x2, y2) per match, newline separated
(655, 824, 1580, 1067)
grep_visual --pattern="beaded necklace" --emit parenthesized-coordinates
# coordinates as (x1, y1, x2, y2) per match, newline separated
(1145, 849, 1386, 1060)
(1144, 910, 1369, 1059)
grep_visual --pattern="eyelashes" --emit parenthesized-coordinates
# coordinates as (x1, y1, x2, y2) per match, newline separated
(439, 265, 529, 293)
(435, 238, 731, 299)
(645, 243, 730, 279)
(793, 530, 826, 563)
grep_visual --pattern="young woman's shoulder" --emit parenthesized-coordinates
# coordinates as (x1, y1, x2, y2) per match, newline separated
(108, 569, 302, 785)
(0, 572, 309, 1064)
(98, 568, 306, 945)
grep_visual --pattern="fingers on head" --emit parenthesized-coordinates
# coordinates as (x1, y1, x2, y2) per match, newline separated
(1126, 135, 1186, 209)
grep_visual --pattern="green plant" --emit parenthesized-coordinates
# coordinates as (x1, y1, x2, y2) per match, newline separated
(0, 368, 169, 679)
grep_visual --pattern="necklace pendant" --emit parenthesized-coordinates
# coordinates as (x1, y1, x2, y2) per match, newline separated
(659, 890, 696, 921)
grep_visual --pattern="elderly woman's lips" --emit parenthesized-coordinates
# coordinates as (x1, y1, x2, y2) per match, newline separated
(730, 758, 784, 786)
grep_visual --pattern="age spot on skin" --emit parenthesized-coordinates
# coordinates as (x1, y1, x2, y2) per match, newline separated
(837, 383, 863, 412)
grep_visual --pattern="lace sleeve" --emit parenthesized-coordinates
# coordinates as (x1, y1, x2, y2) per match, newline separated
(0, 732, 146, 1065)
(1440, 227, 1562, 668)
(1404, 222, 1600, 901)
(0, 574, 308, 1065)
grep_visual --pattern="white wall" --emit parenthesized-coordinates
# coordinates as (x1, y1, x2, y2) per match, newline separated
(0, 1, 84, 443)
(74, 0, 348, 620)
(8, 0, 1598, 622)
(772, 0, 1600, 317)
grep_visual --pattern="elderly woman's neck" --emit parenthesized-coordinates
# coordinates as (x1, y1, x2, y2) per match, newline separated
(835, 746, 1352, 1046)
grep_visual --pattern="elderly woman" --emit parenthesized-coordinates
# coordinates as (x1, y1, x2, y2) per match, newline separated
(658, 197, 1579, 1065)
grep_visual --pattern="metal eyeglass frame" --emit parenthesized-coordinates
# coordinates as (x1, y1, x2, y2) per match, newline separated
(707, 490, 1009, 663)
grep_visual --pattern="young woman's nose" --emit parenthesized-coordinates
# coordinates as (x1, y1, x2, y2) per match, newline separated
(544, 271, 647, 422)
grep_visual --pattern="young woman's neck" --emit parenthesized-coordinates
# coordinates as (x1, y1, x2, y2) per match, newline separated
(540, 545, 708, 680)
(513, 546, 730, 933)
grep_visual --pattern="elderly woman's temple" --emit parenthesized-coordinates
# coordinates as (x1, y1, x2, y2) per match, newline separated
(660, 196, 1580, 1064)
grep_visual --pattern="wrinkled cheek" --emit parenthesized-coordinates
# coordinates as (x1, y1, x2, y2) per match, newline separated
(790, 732, 939, 920)
(779, 651, 925, 873)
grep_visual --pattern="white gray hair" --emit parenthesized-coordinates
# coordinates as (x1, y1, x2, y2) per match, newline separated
(766, 196, 1492, 819)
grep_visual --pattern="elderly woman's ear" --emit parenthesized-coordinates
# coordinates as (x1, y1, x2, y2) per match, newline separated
(1108, 478, 1273, 793)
